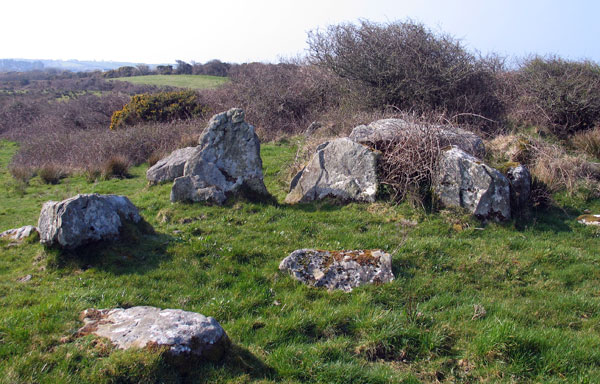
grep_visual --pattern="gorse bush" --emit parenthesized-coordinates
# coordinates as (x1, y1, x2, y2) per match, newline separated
(307, 20, 504, 129)
(110, 90, 208, 130)
(511, 57, 600, 136)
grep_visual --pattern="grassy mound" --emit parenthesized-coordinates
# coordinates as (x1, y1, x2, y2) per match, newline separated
(109, 75, 229, 90)
(1, 139, 600, 383)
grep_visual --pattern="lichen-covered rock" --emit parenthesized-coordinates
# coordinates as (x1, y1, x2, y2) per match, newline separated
(0, 225, 38, 242)
(578, 214, 600, 226)
(434, 146, 511, 221)
(171, 108, 268, 204)
(279, 249, 394, 292)
(285, 138, 378, 204)
(506, 164, 531, 210)
(350, 118, 485, 158)
(38, 194, 142, 249)
(146, 146, 197, 185)
(78, 306, 229, 360)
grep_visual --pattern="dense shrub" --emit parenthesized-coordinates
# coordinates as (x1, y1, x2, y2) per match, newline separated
(307, 20, 504, 128)
(102, 155, 130, 179)
(226, 62, 342, 139)
(110, 90, 208, 130)
(38, 164, 65, 184)
(510, 57, 600, 136)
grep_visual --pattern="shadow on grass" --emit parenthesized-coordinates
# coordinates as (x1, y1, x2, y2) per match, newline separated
(513, 205, 580, 233)
(47, 219, 175, 275)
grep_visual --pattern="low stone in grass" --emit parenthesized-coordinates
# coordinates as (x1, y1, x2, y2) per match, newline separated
(78, 306, 229, 361)
(38, 193, 144, 249)
(506, 164, 532, 210)
(0, 225, 38, 243)
(279, 249, 394, 292)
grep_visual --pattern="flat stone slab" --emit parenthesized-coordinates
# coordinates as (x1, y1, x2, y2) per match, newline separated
(578, 214, 600, 226)
(279, 249, 394, 292)
(78, 306, 229, 360)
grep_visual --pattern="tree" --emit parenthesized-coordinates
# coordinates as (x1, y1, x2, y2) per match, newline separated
(175, 60, 192, 75)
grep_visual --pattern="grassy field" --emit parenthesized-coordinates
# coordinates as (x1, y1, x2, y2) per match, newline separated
(1, 139, 600, 383)
(109, 74, 229, 90)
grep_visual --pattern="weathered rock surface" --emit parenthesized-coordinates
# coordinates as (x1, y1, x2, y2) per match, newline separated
(577, 214, 600, 226)
(171, 108, 268, 203)
(146, 147, 196, 185)
(38, 194, 142, 249)
(350, 118, 485, 159)
(171, 175, 227, 204)
(279, 249, 394, 292)
(78, 306, 229, 360)
(434, 146, 511, 221)
(506, 164, 531, 210)
(0, 225, 38, 242)
(285, 138, 378, 204)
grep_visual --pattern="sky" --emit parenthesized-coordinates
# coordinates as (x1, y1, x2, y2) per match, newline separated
(2, 0, 600, 65)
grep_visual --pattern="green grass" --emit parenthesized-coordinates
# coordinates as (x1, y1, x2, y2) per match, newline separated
(1, 139, 600, 383)
(109, 74, 229, 90)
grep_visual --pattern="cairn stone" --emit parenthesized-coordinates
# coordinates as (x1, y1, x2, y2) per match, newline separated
(171, 108, 268, 204)
(38, 193, 142, 249)
(285, 138, 378, 204)
(0, 225, 38, 242)
(506, 164, 531, 210)
(434, 146, 511, 221)
(146, 147, 197, 185)
(78, 306, 229, 361)
(350, 118, 485, 159)
(279, 249, 394, 292)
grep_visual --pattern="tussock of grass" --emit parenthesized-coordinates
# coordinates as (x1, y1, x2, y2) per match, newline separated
(1, 139, 600, 382)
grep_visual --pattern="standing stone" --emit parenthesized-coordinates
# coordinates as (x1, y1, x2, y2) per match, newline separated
(434, 146, 511, 221)
(78, 306, 229, 361)
(285, 138, 378, 204)
(279, 249, 394, 292)
(350, 118, 485, 159)
(506, 165, 531, 210)
(171, 108, 268, 203)
(146, 147, 197, 185)
(38, 194, 142, 249)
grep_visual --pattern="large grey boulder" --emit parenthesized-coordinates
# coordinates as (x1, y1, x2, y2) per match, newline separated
(279, 249, 394, 292)
(146, 147, 196, 185)
(285, 138, 378, 204)
(350, 118, 485, 159)
(38, 194, 142, 249)
(171, 108, 268, 203)
(506, 164, 531, 210)
(78, 306, 229, 360)
(0, 225, 38, 242)
(434, 146, 511, 221)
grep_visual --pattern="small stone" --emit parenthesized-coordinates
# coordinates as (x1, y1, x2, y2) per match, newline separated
(578, 214, 600, 226)
(17, 274, 32, 283)
(472, 304, 487, 320)
(0, 225, 38, 242)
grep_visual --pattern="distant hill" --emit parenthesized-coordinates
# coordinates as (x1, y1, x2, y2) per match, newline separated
(0, 58, 154, 72)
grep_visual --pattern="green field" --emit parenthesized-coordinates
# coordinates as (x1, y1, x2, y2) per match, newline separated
(2, 139, 600, 383)
(109, 74, 229, 90)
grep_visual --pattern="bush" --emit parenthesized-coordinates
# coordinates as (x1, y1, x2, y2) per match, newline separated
(511, 57, 600, 136)
(38, 164, 65, 184)
(102, 155, 130, 179)
(109, 90, 208, 130)
(307, 20, 503, 128)
(226, 62, 341, 139)
(571, 127, 600, 160)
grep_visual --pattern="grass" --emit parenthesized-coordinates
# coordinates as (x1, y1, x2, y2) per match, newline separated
(1, 138, 600, 383)
(109, 74, 229, 90)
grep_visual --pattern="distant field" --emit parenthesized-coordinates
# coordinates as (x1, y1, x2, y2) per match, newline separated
(109, 74, 229, 90)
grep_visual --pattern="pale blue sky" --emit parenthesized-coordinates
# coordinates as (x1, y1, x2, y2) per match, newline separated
(2, 0, 599, 64)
